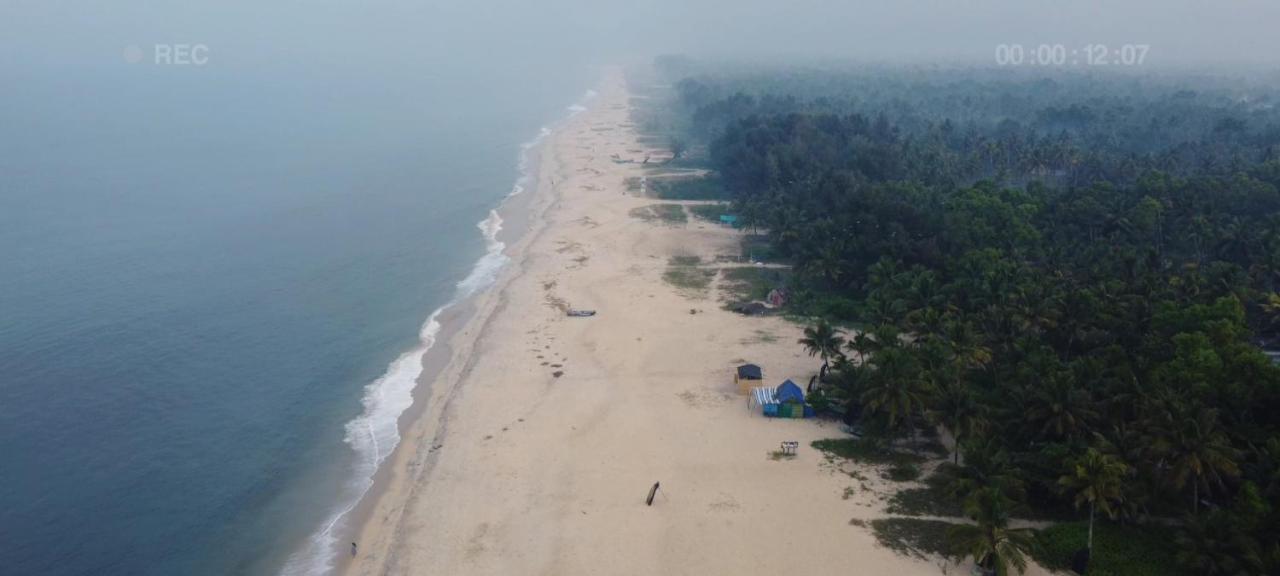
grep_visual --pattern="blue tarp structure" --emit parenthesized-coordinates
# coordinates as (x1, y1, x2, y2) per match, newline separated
(719, 214, 739, 227)
(736, 364, 763, 380)
(775, 379, 804, 403)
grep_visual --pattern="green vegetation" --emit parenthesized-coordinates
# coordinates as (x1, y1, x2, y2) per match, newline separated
(1034, 522, 1187, 576)
(869, 518, 955, 559)
(662, 254, 715, 296)
(883, 462, 922, 482)
(662, 267, 715, 293)
(740, 234, 783, 263)
(652, 60, 1280, 575)
(767, 450, 796, 461)
(628, 203, 687, 225)
(886, 469, 966, 517)
(811, 438, 926, 467)
(687, 203, 728, 223)
(719, 266, 787, 303)
(646, 175, 728, 200)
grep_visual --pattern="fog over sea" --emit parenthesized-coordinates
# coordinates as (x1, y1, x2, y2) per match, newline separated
(0, 4, 593, 574)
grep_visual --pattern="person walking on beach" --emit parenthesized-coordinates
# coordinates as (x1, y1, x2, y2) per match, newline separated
(351, 542, 358, 557)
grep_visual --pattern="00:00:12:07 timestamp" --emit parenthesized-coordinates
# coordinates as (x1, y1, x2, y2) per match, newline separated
(995, 44, 1150, 66)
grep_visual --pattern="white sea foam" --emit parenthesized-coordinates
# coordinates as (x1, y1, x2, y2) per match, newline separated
(456, 210, 509, 297)
(279, 120, 542, 576)
(508, 127, 550, 197)
(566, 89, 598, 116)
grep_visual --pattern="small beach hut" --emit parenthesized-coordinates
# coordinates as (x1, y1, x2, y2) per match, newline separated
(735, 363, 763, 393)
(776, 379, 804, 403)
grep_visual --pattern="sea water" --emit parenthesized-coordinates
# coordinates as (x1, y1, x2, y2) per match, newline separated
(0, 5, 595, 574)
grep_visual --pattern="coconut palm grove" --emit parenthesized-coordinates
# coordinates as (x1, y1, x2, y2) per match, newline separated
(640, 58, 1280, 575)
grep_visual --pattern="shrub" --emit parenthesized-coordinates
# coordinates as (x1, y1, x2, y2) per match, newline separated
(688, 203, 730, 223)
(811, 438, 926, 466)
(648, 175, 728, 200)
(870, 518, 955, 559)
(884, 462, 922, 482)
(1033, 522, 1187, 576)
(885, 464, 966, 517)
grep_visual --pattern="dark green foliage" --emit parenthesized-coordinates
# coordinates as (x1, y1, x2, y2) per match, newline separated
(719, 266, 788, 303)
(653, 61, 1280, 573)
(740, 234, 784, 263)
(628, 203, 687, 225)
(886, 466, 966, 517)
(884, 462, 922, 482)
(687, 203, 728, 223)
(1034, 522, 1187, 576)
(869, 518, 956, 559)
(811, 438, 926, 467)
(647, 175, 729, 200)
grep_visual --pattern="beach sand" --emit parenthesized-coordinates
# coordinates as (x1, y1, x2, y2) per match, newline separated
(338, 69, 1053, 576)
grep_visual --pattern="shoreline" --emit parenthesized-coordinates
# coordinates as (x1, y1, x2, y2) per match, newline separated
(280, 88, 579, 575)
(334, 67, 1050, 576)
(325, 87, 576, 575)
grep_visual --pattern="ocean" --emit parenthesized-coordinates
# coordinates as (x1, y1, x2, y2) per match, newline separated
(0, 8, 594, 573)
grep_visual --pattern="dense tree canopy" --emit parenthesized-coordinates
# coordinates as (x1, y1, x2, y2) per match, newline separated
(655, 61, 1280, 575)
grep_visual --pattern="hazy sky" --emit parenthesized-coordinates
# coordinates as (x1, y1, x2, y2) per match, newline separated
(4, 0, 1280, 73)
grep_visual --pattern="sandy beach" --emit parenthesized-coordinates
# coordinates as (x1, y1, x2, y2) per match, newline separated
(338, 69, 1050, 576)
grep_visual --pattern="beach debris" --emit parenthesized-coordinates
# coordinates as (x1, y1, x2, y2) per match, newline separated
(646, 482, 661, 506)
(733, 301, 769, 316)
(567, 309, 596, 317)
(552, 370, 564, 378)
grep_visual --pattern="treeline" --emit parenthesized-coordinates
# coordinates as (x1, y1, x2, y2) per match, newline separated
(658, 61, 1280, 575)
(667, 60, 1280, 188)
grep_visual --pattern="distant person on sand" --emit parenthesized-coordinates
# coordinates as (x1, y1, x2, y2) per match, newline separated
(351, 542, 357, 557)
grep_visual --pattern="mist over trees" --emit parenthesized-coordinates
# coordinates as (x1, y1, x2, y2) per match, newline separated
(651, 59, 1280, 575)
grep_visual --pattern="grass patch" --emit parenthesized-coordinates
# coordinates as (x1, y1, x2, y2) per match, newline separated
(883, 462, 923, 482)
(812, 438, 927, 467)
(662, 267, 716, 295)
(689, 203, 730, 223)
(647, 175, 728, 200)
(886, 466, 965, 517)
(624, 176, 642, 192)
(629, 204, 687, 225)
(870, 518, 956, 559)
(739, 329, 779, 345)
(741, 234, 784, 263)
(720, 266, 789, 303)
(668, 255, 702, 266)
(1033, 522, 1188, 576)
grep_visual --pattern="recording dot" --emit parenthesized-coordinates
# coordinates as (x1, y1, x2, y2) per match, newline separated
(123, 45, 144, 64)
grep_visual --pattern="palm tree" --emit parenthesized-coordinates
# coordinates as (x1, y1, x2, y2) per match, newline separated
(845, 330, 880, 364)
(1148, 406, 1240, 514)
(947, 487, 1036, 576)
(928, 380, 987, 464)
(799, 319, 845, 382)
(1058, 448, 1128, 553)
(947, 438, 1026, 504)
(944, 319, 992, 373)
(1024, 373, 1096, 441)
(1175, 511, 1264, 575)
(860, 346, 930, 444)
